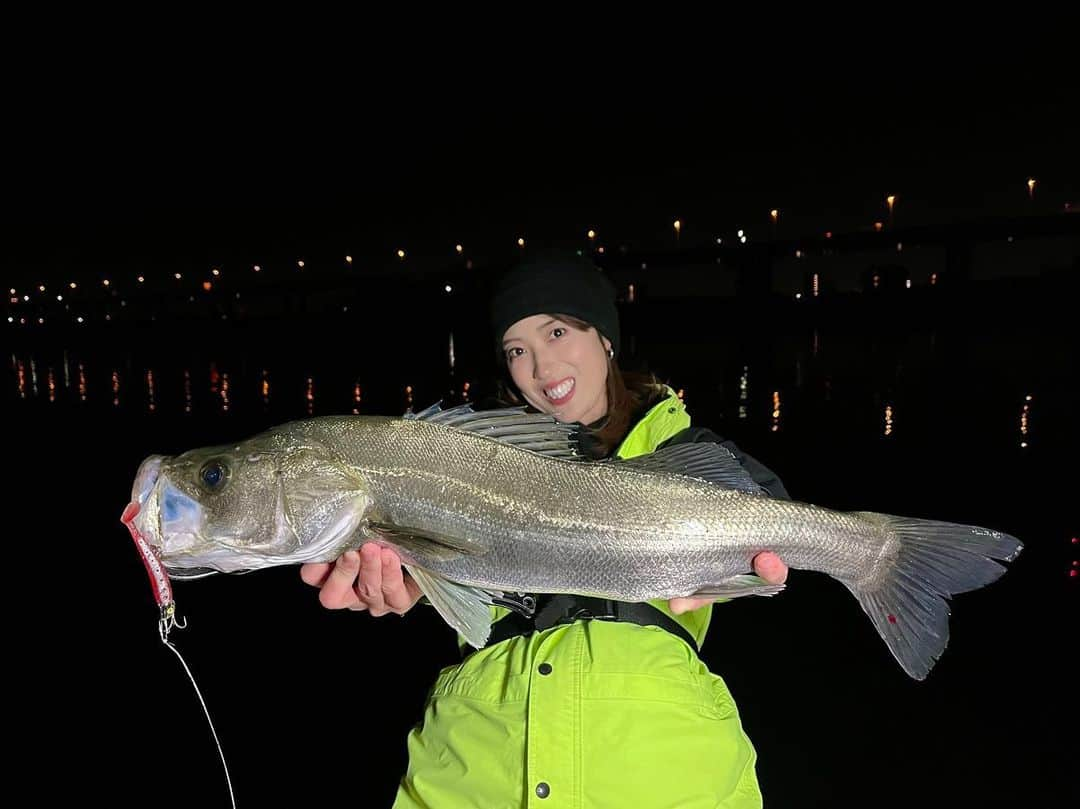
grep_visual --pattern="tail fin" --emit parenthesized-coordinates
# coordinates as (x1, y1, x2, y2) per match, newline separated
(845, 514, 1022, 680)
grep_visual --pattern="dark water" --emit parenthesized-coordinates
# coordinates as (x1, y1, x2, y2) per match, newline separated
(7, 296, 1077, 808)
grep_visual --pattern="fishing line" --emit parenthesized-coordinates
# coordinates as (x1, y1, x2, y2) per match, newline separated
(159, 621, 236, 809)
(123, 500, 236, 808)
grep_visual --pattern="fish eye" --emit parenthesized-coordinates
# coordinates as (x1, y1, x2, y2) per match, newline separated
(199, 460, 228, 491)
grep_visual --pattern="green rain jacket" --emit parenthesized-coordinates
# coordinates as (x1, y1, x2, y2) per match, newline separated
(393, 388, 784, 808)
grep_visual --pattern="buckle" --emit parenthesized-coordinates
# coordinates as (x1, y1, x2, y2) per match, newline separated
(490, 592, 538, 618)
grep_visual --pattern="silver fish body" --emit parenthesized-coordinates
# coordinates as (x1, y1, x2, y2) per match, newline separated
(126, 404, 1022, 680)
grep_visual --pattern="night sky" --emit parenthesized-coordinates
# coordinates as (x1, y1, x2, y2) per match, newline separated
(8, 65, 1076, 281)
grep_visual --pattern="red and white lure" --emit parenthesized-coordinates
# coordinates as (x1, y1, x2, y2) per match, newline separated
(121, 501, 182, 639)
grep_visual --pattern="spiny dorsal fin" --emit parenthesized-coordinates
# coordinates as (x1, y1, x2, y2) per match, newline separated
(404, 400, 583, 460)
(613, 443, 765, 494)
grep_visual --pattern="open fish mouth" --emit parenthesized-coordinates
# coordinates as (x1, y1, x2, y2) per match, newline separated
(125, 454, 220, 580)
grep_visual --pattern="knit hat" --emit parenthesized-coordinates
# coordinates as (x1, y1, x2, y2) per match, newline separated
(489, 250, 620, 360)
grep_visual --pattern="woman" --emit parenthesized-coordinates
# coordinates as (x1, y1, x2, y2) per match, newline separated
(301, 251, 790, 808)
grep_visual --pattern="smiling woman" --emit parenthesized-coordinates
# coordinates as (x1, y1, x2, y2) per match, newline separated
(301, 249, 794, 808)
(491, 250, 673, 457)
(501, 313, 612, 424)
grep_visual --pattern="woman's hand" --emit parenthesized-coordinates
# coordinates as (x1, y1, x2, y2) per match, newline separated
(668, 551, 789, 615)
(300, 543, 423, 616)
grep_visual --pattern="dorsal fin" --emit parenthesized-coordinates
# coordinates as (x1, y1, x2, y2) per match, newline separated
(404, 401, 584, 460)
(613, 443, 765, 494)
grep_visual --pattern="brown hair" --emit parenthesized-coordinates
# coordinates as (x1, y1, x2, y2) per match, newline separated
(494, 314, 665, 457)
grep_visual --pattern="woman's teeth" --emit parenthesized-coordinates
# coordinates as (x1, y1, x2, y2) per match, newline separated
(544, 379, 575, 401)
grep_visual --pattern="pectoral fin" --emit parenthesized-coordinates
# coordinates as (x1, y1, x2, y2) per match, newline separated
(368, 521, 486, 563)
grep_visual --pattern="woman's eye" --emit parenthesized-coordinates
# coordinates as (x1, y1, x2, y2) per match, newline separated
(199, 461, 228, 490)
(506, 347, 522, 361)
(551, 327, 565, 338)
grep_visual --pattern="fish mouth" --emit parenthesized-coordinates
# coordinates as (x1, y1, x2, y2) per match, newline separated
(125, 454, 219, 578)
(131, 455, 166, 507)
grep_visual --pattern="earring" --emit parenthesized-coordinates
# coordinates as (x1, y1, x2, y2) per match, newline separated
(607, 348, 615, 359)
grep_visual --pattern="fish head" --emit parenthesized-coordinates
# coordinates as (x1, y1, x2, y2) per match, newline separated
(126, 429, 371, 577)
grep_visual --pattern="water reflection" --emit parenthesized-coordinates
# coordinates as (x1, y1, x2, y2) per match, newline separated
(146, 370, 156, 413)
(739, 366, 749, 420)
(1020, 394, 1032, 449)
(5, 349, 1061, 461)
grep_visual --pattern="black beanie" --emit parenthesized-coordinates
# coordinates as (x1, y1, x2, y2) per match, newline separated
(489, 250, 620, 360)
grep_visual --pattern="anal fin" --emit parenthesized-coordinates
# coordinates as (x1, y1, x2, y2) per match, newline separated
(690, 574, 786, 599)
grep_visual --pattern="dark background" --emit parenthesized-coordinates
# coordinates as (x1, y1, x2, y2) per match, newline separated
(5, 45, 1078, 808)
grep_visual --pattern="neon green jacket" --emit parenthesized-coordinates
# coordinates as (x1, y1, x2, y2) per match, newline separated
(393, 389, 764, 808)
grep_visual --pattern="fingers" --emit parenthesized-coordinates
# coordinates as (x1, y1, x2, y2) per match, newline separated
(669, 596, 713, 615)
(752, 551, 789, 585)
(356, 543, 388, 615)
(300, 562, 332, 587)
(379, 550, 422, 614)
(317, 550, 364, 610)
(303, 545, 422, 616)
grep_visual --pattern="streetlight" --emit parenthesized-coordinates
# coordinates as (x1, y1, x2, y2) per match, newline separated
(673, 219, 681, 247)
(886, 195, 897, 229)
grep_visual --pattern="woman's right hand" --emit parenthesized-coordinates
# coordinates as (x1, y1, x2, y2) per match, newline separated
(300, 543, 423, 616)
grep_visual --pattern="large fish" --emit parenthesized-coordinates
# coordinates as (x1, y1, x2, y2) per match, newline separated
(122, 402, 1021, 679)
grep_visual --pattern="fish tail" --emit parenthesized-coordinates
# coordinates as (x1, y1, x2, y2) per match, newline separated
(845, 513, 1022, 680)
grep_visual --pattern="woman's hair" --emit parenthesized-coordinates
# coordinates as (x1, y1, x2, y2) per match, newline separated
(493, 314, 665, 457)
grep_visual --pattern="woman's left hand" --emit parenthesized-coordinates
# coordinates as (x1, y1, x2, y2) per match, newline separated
(668, 551, 788, 614)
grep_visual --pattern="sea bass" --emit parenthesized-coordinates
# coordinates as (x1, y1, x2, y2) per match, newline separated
(122, 403, 1021, 680)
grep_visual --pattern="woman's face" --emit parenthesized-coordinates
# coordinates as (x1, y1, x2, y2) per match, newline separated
(501, 314, 612, 425)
